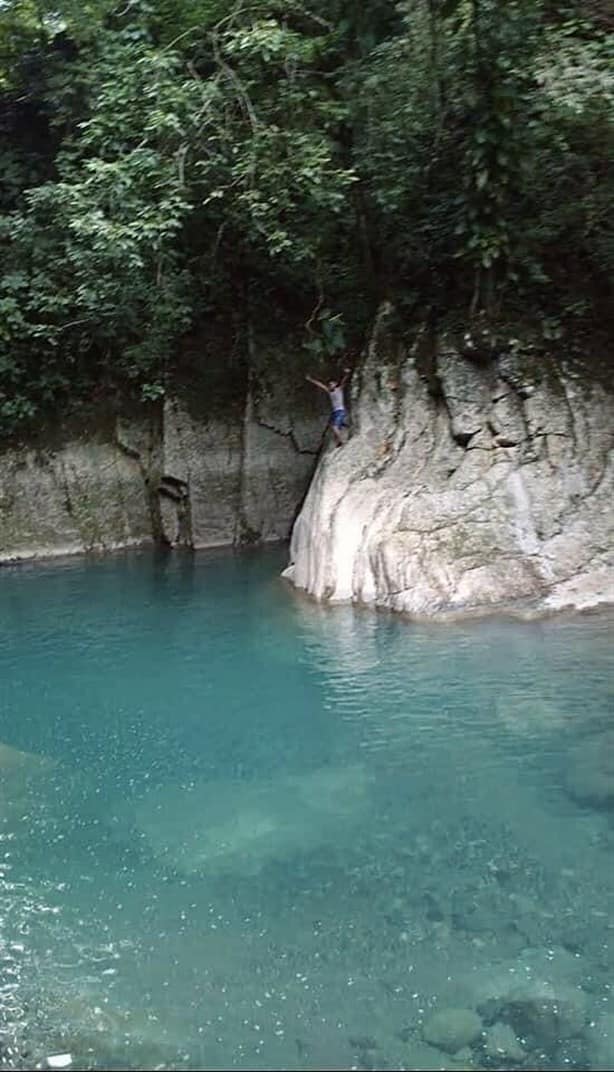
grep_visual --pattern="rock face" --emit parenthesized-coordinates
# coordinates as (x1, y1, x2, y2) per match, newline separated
(160, 384, 321, 550)
(285, 305, 614, 617)
(0, 376, 323, 562)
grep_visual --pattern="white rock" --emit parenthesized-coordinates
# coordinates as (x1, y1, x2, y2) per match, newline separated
(45, 1056, 73, 1071)
(285, 304, 614, 618)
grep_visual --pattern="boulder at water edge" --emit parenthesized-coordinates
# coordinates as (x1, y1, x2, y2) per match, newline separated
(285, 304, 614, 618)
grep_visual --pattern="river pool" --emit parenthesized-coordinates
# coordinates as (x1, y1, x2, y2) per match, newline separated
(0, 549, 612, 1071)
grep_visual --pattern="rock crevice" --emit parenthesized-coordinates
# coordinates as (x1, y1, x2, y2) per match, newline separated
(0, 378, 323, 563)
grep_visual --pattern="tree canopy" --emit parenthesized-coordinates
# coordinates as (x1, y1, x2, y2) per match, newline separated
(0, 0, 612, 436)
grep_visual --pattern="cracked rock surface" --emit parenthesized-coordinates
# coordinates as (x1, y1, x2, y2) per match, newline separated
(0, 382, 323, 562)
(161, 386, 321, 549)
(285, 306, 614, 618)
(0, 431, 154, 562)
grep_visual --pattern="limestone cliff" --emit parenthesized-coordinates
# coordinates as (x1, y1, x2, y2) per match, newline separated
(0, 378, 323, 562)
(284, 305, 614, 617)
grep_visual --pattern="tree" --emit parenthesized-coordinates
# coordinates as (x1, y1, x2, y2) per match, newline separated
(0, 0, 611, 438)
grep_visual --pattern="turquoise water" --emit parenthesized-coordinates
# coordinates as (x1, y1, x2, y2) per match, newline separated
(0, 549, 612, 1072)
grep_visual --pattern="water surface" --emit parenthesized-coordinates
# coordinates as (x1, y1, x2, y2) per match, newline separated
(0, 549, 612, 1070)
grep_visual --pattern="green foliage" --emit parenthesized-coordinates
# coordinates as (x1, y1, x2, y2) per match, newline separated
(304, 308, 347, 361)
(0, 0, 611, 437)
(0, 24, 196, 430)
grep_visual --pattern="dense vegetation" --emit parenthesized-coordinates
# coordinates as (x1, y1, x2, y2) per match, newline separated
(0, 0, 612, 436)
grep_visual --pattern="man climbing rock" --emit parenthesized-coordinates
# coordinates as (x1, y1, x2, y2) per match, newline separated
(306, 366, 352, 447)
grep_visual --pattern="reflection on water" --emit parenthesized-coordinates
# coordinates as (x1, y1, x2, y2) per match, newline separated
(0, 548, 612, 1071)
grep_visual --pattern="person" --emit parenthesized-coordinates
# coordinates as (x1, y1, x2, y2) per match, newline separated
(306, 366, 352, 447)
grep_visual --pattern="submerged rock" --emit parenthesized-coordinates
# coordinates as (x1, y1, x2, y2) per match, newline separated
(0, 741, 52, 777)
(0, 741, 56, 822)
(127, 763, 372, 876)
(585, 1011, 614, 1072)
(493, 694, 567, 736)
(498, 980, 588, 1048)
(484, 1021, 525, 1062)
(479, 974, 588, 1051)
(422, 1008, 483, 1054)
(565, 730, 614, 808)
(404, 1039, 480, 1071)
(470, 946, 590, 1054)
(34, 985, 184, 1072)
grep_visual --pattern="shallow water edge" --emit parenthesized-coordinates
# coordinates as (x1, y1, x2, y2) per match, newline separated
(283, 570, 614, 626)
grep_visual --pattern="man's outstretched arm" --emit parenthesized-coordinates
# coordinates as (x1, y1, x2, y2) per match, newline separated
(306, 374, 328, 392)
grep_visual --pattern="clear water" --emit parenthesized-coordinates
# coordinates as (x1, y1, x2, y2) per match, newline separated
(0, 549, 612, 1072)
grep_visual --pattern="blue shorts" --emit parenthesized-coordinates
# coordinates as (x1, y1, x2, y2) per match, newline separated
(330, 408, 348, 430)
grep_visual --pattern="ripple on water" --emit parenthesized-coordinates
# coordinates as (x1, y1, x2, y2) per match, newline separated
(0, 550, 612, 1071)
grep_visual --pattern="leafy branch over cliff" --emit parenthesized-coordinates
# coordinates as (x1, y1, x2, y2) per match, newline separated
(0, 0, 611, 435)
